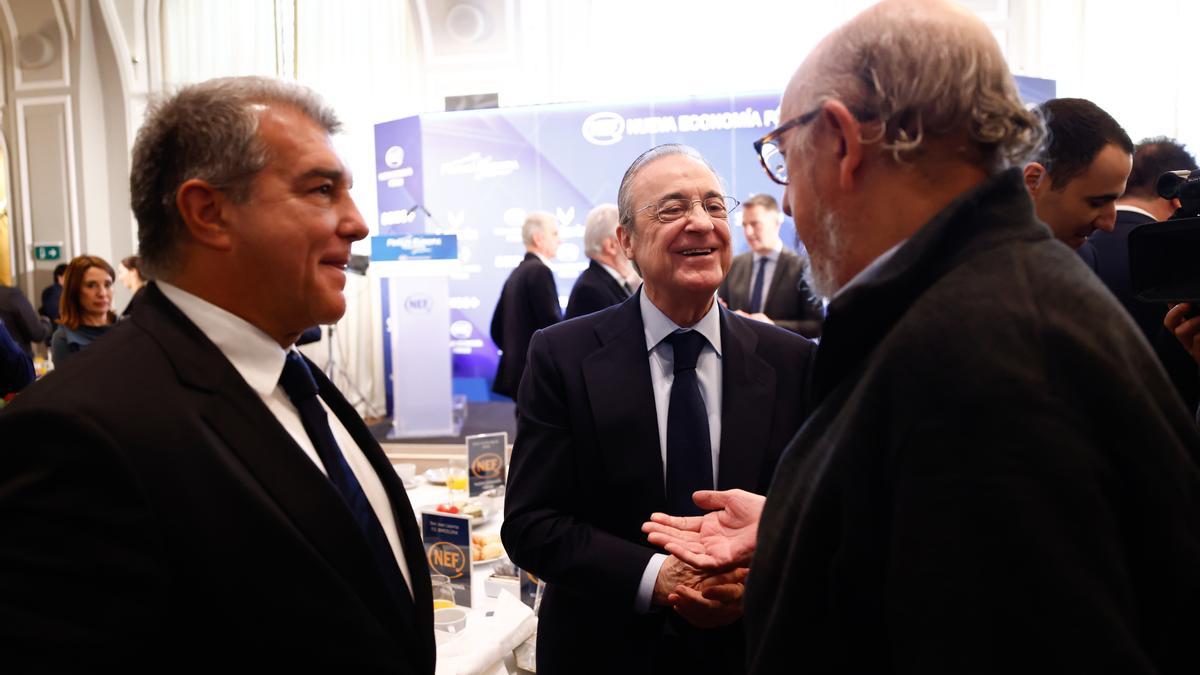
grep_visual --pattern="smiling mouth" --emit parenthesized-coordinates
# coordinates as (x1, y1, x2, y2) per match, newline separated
(678, 248, 715, 257)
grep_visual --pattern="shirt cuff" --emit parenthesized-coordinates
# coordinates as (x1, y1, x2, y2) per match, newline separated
(634, 553, 668, 614)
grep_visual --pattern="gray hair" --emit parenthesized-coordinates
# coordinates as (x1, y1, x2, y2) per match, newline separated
(582, 203, 619, 257)
(129, 76, 341, 277)
(616, 144, 724, 232)
(521, 211, 556, 248)
(797, 1, 1043, 173)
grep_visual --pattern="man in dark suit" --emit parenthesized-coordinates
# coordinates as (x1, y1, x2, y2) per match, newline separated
(718, 193, 822, 337)
(0, 76, 434, 672)
(0, 282, 47, 359)
(1078, 138, 1200, 410)
(490, 210, 561, 398)
(647, 3, 1200, 673)
(503, 144, 813, 674)
(1024, 98, 1133, 250)
(564, 203, 636, 319)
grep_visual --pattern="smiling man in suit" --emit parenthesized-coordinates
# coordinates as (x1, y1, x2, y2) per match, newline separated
(0, 77, 434, 672)
(718, 193, 823, 337)
(564, 203, 636, 319)
(502, 143, 813, 674)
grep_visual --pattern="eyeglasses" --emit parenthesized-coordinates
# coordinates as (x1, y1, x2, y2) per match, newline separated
(635, 195, 741, 225)
(754, 104, 875, 185)
(753, 107, 821, 186)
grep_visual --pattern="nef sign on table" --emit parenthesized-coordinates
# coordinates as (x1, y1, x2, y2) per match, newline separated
(422, 511, 473, 606)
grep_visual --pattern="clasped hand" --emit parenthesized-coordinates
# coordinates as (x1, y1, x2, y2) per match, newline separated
(652, 555, 748, 628)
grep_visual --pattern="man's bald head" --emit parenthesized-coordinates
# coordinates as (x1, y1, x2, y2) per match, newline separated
(783, 0, 1041, 173)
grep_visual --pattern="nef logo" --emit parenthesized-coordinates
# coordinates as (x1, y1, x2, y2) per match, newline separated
(582, 111, 624, 145)
(405, 294, 433, 314)
(471, 452, 503, 479)
(428, 542, 467, 579)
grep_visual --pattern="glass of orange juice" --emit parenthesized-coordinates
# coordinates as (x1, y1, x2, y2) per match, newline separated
(432, 573, 455, 609)
(447, 457, 468, 502)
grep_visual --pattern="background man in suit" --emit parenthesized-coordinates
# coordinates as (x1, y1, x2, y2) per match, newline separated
(646, 2, 1200, 673)
(1024, 97, 1134, 249)
(718, 193, 823, 337)
(564, 203, 636, 319)
(0, 281, 47, 359)
(38, 262, 67, 337)
(490, 210, 561, 399)
(503, 143, 813, 674)
(1080, 137, 1200, 411)
(0, 76, 435, 672)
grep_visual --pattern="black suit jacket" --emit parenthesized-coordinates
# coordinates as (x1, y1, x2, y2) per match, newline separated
(502, 292, 814, 674)
(1080, 209, 1199, 410)
(0, 285, 47, 358)
(0, 283, 435, 672)
(718, 249, 823, 338)
(490, 252, 561, 397)
(564, 259, 629, 320)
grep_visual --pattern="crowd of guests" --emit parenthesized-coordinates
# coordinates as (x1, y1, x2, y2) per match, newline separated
(2, 0, 1200, 672)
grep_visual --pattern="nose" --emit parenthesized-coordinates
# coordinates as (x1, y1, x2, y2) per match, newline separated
(340, 194, 370, 242)
(1094, 202, 1117, 233)
(782, 188, 793, 218)
(682, 202, 717, 231)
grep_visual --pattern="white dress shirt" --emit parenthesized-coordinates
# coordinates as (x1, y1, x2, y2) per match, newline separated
(750, 239, 784, 309)
(158, 282, 413, 595)
(598, 261, 631, 294)
(634, 289, 723, 612)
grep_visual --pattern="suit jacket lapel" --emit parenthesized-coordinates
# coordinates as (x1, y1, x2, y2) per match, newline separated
(582, 294, 666, 510)
(132, 286, 412, 641)
(716, 309, 776, 490)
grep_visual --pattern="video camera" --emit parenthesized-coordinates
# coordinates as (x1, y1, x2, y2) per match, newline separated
(1128, 170, 1200, 303)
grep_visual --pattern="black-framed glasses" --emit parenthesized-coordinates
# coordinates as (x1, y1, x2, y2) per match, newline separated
(753, 107, 821, 186)
(635, 195, 741, 225)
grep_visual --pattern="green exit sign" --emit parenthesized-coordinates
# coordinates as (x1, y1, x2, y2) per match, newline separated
(33, 243, 63, 261)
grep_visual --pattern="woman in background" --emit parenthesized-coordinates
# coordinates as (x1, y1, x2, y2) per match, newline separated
(51, 255, 117, 366)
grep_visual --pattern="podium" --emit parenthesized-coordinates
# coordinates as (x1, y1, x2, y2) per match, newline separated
(371, 234, 460, 439)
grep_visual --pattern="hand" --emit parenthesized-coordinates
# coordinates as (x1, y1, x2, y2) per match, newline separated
(1166, 303, 1200, 365)
(668, 567, 749, 629)
(747, 312, 774, 325)
(651, 555, 705, 606)
(642, 489, 765, 572)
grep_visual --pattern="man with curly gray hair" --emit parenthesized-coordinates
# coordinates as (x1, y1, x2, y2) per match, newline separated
(643, 1, 1200, 672)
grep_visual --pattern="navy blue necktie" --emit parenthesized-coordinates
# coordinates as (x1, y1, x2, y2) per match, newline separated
(278, 351, 412, 610)
(748, 257, 768, 314)
(664, 331, 713, 517)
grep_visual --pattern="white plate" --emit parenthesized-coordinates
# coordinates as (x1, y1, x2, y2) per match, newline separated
(473, 552, 505, 566)
(421, 502, 494, 527)
(424, 467, 448, 485)
(402, 476, 423, 490)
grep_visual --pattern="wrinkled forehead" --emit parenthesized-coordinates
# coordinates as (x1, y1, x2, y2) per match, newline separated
(633, 154, 723, 202)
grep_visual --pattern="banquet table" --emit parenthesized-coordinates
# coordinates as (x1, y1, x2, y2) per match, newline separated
(404, 477, 537, 675)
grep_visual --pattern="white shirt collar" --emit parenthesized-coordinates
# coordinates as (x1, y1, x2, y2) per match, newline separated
(157, 281, 289, 397)
(597, 260, 627, 285)
(753, 239, 784, 263)
(533, 251, 552, 266)
(1116, 204, 1156, 220)
(640, 289, 723, 357)
(834, 238, 907, 299)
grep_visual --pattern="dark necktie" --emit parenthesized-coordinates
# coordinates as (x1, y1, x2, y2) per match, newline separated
(748, 257, 768, 314)
(278, 351, 413, 610)
(664, 330, 713, 516)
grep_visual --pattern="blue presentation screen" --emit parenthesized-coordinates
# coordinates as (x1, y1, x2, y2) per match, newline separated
(375, 78, 1054, 405)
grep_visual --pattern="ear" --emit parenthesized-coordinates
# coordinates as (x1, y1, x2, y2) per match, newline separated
(821, 100, 865, 191)
(1023, 162, 1047, 196)
(176, 179, 235, 251)
(616, 224, 635, 261)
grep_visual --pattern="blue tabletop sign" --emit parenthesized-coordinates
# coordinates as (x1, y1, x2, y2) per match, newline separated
(371, 233, 458, 262)
(422, 511, 473, 606)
